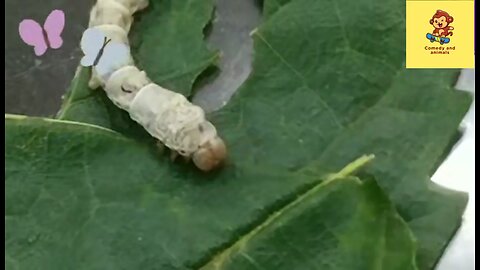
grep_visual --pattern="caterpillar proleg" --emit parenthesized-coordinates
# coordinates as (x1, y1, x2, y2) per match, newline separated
(82, 0, 227, 171)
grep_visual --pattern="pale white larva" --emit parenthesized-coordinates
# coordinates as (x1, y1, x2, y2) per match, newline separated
(89, 0, 133, 31)
(111, 0, 148, 14)
(85, 0, 227, 171)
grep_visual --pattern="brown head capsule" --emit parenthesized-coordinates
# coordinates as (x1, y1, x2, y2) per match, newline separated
(192, 136, 227, 172)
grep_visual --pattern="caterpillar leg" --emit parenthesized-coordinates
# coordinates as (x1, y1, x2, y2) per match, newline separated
(182, 156, 191, 163)
(156, 141, 183, 163)
(170, 150, 179, 162)
(156, 140, 166, 154)
(168, 149, 190, 163)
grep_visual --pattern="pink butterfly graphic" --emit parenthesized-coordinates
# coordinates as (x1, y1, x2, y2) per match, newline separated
(18, 10, 65, 56)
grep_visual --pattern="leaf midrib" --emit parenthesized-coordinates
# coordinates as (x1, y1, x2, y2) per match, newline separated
(5, 114, 121, 135)
(197, 154, 375, 270)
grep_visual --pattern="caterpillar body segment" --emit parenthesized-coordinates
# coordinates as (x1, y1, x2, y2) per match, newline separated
(129, 83, 218, 156)
(105, 65, 150, 110)
(86, 24, 133, 89)
(89, 0, 133, 31)
(86, 0, 227, 171)
(110, 0, 149, 14)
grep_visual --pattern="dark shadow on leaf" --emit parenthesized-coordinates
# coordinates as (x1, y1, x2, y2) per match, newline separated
(203, 6, 216, 38)
(255, 0, 264, 11)
(190, 64, 221, 100)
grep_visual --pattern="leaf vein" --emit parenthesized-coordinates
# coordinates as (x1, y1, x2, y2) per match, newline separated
(254, 32, 344, 128)
(197, 155, 374, 269)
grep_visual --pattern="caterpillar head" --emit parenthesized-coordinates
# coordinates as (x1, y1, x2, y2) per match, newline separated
(192, 136, 227, 172)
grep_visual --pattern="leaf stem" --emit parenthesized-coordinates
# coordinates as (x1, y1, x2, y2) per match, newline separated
(197, 154, 375, 270)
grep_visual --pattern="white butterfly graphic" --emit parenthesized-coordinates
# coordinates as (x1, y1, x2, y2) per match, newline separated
(80, 28, 130, 81)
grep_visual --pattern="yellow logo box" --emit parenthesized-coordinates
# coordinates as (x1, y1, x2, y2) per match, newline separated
(406, 0, 475, 68)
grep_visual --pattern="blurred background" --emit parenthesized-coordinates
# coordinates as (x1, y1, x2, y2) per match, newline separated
(5, 0, 94, 116)
(4, 0, 475, 269)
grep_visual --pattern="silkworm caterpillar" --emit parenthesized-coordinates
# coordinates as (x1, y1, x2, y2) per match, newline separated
(83, 0, 227, 171)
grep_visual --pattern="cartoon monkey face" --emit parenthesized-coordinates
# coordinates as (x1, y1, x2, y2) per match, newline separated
(429, 10, 454, 29)
(432, 16, 447, 28)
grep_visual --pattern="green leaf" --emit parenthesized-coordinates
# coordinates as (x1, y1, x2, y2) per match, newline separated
(211, 0, 471, 267)
(26, 0, 472, 268)
(6, 115, 417, 270)
(199, 177, 417, 270)
(263, 0, 292, 19)
(58, 0, 219, 125)
(130, 0, 219, 94)
(57, 68, 153, 141)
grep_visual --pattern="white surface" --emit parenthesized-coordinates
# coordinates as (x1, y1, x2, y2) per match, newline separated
(433, 69, 475, 270)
